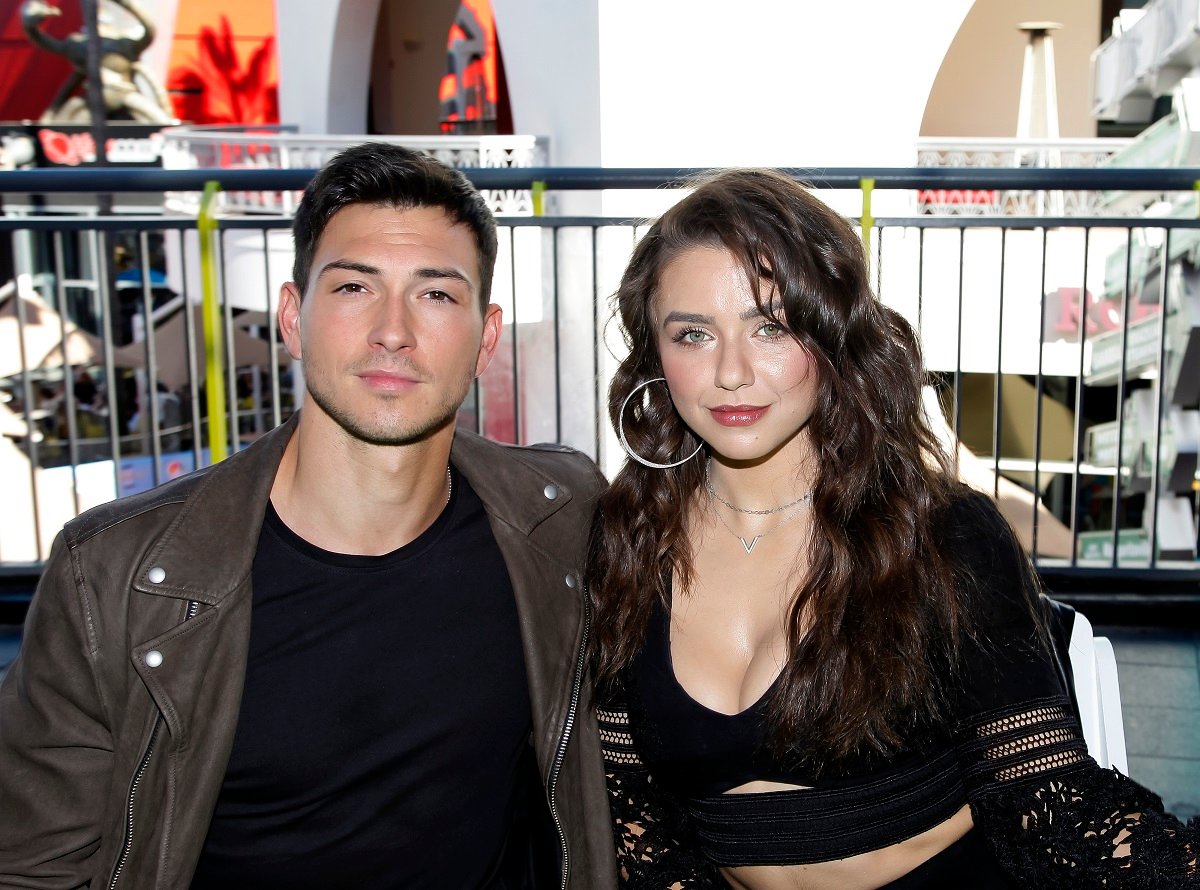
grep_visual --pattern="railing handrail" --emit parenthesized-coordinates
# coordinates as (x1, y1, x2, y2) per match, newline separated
(162, 130, 545, 149)
(5, 166, 1200, 195)
(915, 136, 1135, 149)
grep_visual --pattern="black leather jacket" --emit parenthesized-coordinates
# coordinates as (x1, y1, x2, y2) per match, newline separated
(0, 416, 617, 888)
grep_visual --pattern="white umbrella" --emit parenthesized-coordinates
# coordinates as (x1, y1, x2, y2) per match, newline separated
(115, 305, 285, 391)
(0, 283, 143, 378)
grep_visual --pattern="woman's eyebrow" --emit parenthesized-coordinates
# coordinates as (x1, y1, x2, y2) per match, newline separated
(661, 310, 713, 325)
(661, 305, 784, 325)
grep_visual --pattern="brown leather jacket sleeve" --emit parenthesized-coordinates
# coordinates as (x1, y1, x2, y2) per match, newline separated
(0, 532, 112, 888)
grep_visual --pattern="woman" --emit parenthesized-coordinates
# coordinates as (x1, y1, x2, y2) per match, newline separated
(587, 168, 1197, 888)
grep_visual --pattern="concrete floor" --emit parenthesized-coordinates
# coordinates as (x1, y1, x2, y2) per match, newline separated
(1100, 625, 1200, 821)
(0, 623, 1197, 823)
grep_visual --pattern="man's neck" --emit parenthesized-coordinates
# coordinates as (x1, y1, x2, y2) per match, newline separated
(269, 410, 455, 556)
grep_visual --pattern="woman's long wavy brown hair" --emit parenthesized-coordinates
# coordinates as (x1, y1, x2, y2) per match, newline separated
(587, 169, 964, 766)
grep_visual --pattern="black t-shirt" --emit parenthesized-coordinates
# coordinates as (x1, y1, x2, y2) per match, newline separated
(191, 468, 539, 889)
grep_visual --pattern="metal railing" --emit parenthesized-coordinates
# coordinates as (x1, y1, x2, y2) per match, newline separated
(2, 165, 1198, 604)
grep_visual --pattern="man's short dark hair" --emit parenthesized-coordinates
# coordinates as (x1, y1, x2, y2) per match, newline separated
(291, 142, 498, 309)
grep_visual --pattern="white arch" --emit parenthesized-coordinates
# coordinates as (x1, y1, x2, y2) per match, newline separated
(275, 0, 383, 134)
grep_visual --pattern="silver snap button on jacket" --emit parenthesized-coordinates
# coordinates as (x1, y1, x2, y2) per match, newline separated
(543, 483, 560, 500)
(147, 566, 166, 584)
(145, 650, 164, 668)
(565, 574, 578, 589)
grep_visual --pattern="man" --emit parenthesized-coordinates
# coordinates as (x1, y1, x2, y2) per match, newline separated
(0, 143, 616, 888)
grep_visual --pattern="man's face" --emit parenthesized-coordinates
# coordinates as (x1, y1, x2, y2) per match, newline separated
(278, 203, 502, 447)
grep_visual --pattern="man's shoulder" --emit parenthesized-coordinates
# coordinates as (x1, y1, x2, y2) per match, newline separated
(62, 463, 214, 547)
(61, 420, 293, 548)
(453, 428, 606, 493)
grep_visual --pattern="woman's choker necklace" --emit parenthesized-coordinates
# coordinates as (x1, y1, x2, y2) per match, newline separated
(704, 458, 813, 515)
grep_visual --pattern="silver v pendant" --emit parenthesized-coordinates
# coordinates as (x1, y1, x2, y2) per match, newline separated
(739, 535, 761, 554)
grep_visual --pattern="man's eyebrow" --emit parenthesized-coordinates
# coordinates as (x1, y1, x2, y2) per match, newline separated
(414, 266, 472, 286)
(317, 259, 381, 279)
(315, 262, 473, 288)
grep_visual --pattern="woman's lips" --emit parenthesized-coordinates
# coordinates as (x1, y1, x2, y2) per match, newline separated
(709, 405, 768, 426)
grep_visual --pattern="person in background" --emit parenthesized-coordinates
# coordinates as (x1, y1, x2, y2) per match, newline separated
(0, 143, 615, 889)
(588, 168, 1198, 888)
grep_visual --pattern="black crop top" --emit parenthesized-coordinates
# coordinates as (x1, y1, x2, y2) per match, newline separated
(624, 577, 969, 865)
(627, 584, 794, 795)
(597, 490, 1200, 887)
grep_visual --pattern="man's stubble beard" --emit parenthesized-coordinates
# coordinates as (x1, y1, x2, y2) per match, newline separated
(304, 365, 476, 448)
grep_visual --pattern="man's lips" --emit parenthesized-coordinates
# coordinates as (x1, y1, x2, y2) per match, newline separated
(709, 405, 768, 426)
(358, 370, 421, 390)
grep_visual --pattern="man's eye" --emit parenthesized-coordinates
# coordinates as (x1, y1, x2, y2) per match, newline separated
(334, 282, 367, 294)
(425, 289, 453, 301)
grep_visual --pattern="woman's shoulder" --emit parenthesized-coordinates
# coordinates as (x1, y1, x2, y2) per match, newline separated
(938, 484, 1012, 541)
(936, 484, 1042, 623)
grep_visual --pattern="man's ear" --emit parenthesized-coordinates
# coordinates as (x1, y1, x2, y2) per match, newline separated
(278, 282, 303, 361)
(474, 303, 503, 378)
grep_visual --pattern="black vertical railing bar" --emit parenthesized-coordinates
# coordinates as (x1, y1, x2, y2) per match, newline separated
(51, 230, 81, 518)
(916, 227, 925, 339)
(218, 230, 239, 455)
(11, 241, 43, 560)
(991, 229, 1007, 500)
(261, 228, 282, 430)
(953, 227, 965, 443)
(137, 230, 163, 487)
(472, 214, 484, 436)
(471, 375, 483, 436)
(508, 226, 520, 444)
(178, 229, 203, 468)
(874, 225, 883, 298)
(591, 226, 604, 462)
(1069, 227, 1091, 568)
(89, 228, 122, 498)
(1032, 227, 1049, 565)
(551, 226, 562, 444)
(1148, 227, 1172, 569)
(1110, 227, 1135, 569)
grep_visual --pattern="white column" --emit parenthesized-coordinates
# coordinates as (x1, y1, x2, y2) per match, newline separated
(1017, 21, 1063, 140)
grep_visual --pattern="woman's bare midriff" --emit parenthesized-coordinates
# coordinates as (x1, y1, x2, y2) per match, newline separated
(717, 782, 974, 890)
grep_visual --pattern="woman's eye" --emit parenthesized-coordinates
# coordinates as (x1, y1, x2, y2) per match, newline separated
(758, 321, 786, 338)
(673, 327, 709, 344)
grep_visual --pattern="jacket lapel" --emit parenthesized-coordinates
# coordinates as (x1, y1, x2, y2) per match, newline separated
(451, 430, 590, 776)
(126, 417, 296, 740)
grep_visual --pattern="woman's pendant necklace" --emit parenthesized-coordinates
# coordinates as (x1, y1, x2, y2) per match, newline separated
(711, 496, 812, 554)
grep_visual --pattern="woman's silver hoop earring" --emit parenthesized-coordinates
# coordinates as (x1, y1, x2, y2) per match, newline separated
(617, 377, 704, 470)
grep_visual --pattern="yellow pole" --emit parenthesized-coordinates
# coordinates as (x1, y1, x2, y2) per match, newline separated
(532, 180, 546, 217)
(198, 180, 228, 463)
(859, 177, 875, 256)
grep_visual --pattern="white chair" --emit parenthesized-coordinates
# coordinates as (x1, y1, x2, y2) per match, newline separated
(1066, 609, 1129, 773)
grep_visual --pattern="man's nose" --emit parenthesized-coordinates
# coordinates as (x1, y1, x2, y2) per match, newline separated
(369, 296, 416, 352)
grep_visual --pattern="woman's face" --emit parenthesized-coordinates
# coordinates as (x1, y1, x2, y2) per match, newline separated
(654, 245, 819, 466)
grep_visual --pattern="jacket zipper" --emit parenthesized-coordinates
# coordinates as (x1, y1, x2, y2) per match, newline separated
(548, 587, 591, 890)
(109, 599, 200, 889)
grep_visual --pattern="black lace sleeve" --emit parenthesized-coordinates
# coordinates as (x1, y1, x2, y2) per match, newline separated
(960, 695, 1199, 887)
(946, 492, 1200, 886)
(597, 700, 725, 889)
